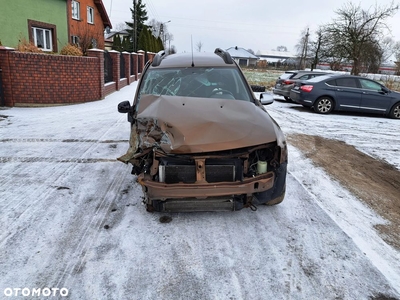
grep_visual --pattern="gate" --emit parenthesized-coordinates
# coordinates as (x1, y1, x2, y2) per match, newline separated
(0, 69, 5, 106)
(104, 51, 113, 83)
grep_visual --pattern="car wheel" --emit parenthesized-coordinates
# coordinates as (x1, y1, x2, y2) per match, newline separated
(313, 97, 334, 114)
(264, 185, 285, 206)
(389, 102, 400, 119)
(284, 96, 293, 102)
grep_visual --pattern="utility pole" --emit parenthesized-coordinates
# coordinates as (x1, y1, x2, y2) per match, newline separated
(133, 0, 136, 52)
(299, 28, 309, 70)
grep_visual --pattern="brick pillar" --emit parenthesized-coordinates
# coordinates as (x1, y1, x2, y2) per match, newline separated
(131, 53, 138, 81)
(87, 48, 105, 100)
(109, 50, 120, 90)
(147, 52, 155, 63)
(0, 47, 15, 106)
(137, 50, 145, 75)
(122, 52, 131, 84)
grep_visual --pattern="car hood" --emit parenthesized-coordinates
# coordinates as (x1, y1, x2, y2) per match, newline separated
(135, 95, 278, 154)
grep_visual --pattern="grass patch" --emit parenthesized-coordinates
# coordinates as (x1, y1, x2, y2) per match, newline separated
(242, 69, 280, 90)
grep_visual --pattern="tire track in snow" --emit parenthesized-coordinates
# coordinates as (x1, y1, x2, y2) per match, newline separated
(0, 118, 128, 245)
(52, 162, 130, 290)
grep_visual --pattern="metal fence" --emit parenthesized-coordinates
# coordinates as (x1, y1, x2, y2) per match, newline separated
(104, 51, 113, 83)
(130, 55, 135, 76)
(120, 54, 126, 79)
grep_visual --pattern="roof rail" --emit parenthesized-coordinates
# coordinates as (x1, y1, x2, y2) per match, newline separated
(152, 50, 166, 67)
(214, 48, 233, 64)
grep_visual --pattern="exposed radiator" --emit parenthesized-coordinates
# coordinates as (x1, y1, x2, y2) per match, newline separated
(158, 157, 242, 184)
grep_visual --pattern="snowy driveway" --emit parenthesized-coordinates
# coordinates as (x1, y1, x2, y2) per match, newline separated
(1, 84, 399, 299)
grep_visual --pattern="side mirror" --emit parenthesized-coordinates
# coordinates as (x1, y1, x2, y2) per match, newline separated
(118, 101, 132, 113)
(259, 93, 274, 105)
(381, 87, 390, 94)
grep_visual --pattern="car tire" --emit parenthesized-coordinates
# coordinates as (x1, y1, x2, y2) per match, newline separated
(264, 185, 285, 206)
(284, 96, 293, 102)
(313, 97, 334, 114)
(251, 85, 266, 92)
(389, 102, 400, 119)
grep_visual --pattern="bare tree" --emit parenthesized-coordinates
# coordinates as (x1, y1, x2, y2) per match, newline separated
(308, 28, 323, 71)
(393, 41, 400, 74)
(75, 23, 103, 55)
(276, 46, 287, 52)
(114, 22, 129, 32)
(195, 41, 203, 52)
(147, 18, 173, 50)
(323, 1, 399, 75)
(295, 27, 311, 69)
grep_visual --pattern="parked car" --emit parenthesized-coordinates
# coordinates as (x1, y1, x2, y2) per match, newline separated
(290, 74, 400, 119)
(272, 70, 328, 101)
(117, 48, 287, 212)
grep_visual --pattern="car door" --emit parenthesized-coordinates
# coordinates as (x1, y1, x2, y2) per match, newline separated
(358, 78, 392, 114)
(330, 77, 362, 111)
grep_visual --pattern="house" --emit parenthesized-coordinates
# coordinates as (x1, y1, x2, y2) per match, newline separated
(0, 0, 111, 53)
(68, 0, 112, 51)
(226, 46, 259, 67)
(256, 50, 297, 64)
(0, 0, 69, 52)
(104, 30, 131, 51)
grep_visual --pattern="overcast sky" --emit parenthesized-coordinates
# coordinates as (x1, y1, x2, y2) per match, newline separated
(102, 0, 400, 55)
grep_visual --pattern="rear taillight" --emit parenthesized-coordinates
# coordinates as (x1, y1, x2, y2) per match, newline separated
(283, 80, 294, 85)
(300, 85, 313, 92)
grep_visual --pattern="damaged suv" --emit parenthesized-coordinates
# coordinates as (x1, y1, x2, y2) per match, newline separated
(117, 48, 287, 212)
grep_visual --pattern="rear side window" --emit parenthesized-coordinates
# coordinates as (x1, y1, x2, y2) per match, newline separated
(279, 73, 295, 79)
(326, 80, 336, 86)
(335, 78, 358, 88)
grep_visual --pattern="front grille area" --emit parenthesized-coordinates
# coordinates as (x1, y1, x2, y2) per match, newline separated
(158, 157, 242, 184)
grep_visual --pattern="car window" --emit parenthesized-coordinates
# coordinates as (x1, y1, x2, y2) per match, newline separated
(279, 73, 295, 80)
(298, 74, 310, 80)
(137, 67, 252, 102)
(335, 78, 358, 88)
(326, 80, 336, 86)
(359, 78, 382, 91)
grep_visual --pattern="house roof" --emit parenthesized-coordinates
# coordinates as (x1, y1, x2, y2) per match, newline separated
(105, 30, 130, 39)
(256, 50, 296, 59)
(226, 47, 258, 60)
(94, 0, 112, 29)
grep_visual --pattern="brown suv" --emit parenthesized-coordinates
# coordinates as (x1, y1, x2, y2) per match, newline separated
(117, 48, 287, 212)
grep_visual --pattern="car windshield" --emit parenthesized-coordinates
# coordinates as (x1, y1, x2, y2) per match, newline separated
(137, 67, 253, 102)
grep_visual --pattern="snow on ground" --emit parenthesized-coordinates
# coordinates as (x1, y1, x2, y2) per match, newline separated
(0, 84, 399, 299)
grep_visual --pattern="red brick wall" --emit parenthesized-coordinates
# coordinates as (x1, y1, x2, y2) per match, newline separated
(0, 47, 151, 107)
(3, 51, 100, 106)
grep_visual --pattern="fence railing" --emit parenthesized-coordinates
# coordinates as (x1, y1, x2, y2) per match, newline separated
(104, 51, 113, 83)
(120, 53, 126, 79)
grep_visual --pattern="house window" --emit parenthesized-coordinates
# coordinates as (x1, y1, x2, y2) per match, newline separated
(71, 35, 79, 45)
(32, 27, 53, 51)
(72, 1, 80, 20)
(28, 20, 57, 52)
(87, 6, 94, 24)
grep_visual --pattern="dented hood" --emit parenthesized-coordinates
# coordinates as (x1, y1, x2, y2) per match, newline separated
(136, 95, 278, 153)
